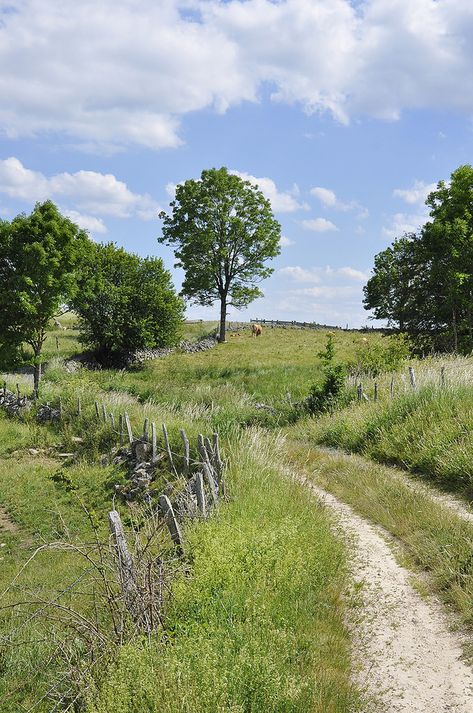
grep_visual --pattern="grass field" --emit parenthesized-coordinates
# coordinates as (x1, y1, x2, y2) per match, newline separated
(0, 322, 367, 711)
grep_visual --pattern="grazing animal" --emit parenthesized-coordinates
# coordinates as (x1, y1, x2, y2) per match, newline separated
(252, 324, 262, 337)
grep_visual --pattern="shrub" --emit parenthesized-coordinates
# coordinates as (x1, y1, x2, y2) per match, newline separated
(348, 333, 410, 377)
(305, 334, 352, 415)
(72, 243, 184, 365)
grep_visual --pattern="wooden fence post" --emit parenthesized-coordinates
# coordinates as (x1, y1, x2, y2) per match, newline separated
(119, 414, 124, 446)
(162, 424, 176, 475)
(357, 383, 363, 402)
(55, 336, 59, 350)
(143, 418, 149, 443)
(441, 366, 445, 387)
(408, 366, 416, 389)
(77, 397, 81, 417)
(102, 404, 107, 423)
(108, 510, 137, 614)
(151, 422, 157, 463)
(95, 401, 100, 421)
(374, 382, 378, 402)
(180, 429, 190, 476)
(109, 412, 115, 428)
(124, 413, 133, 445)
(159, 495, 184, 553)
(194, 471, 206, 517)
(390, 376, 394, 399)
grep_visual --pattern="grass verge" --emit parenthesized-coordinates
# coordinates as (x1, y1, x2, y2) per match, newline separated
(86, 431, 360, 713)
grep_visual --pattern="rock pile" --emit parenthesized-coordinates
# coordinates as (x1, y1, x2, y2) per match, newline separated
(123, 336, 218, 367)
(36, 403, 61, 423)
(0, 389, 31, 417)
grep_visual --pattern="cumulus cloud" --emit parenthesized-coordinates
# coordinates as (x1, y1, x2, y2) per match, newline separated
(393, 180, 437, 205)
(279, 264, 368, 282)
(1, 1, 473, 149)
(230, 171, 305, 212)
(301, 217, 338, 232)
(280, 235, 295, 247)
(63, 210, 108, 235)
(0, 157, 160, 222)
(382, 211, 427, 239)
(310, 185, 368, 217)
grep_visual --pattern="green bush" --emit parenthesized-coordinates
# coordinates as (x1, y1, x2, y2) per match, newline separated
(348, 333, 410, 377)
(72, 243, 184, 364)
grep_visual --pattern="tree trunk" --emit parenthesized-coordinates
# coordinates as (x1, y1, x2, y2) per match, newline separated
(33, 343, 43, 399)
(452, 307, 458, 352)
(219, 296, 227, 343)
(33, 361, 42, 399)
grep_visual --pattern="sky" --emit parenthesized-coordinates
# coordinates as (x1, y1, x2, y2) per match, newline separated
(0, 0, 473, 327)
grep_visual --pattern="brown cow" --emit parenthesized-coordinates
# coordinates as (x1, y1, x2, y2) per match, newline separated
(251, 324, 262, 337)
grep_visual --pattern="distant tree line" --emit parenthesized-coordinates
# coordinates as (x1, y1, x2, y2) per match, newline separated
(364, 165, 473, 353)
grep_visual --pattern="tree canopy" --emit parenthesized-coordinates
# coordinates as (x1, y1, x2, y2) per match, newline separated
(364, 165, 473, 353)
(158, 167, 281, 342)
(0, 200, 88, 394)
(72, 242, 184, 364)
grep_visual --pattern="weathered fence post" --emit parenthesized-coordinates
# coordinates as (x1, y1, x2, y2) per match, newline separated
(180, 428, 190, 476)
(55, 336, 59, 350)
(119, 414, 124, 446)
(151, 422, 157, 464)
(77, 397, 81, 417)
(16, 383, 20, 403)
(195, 471, 206, 517)
(408, 366, 416, 389)
(357, 383, 363, 402)
(159, 495, 184, 553)
(162, 424, 176, 475)
(124, 412, 133, 446)
(109, 412, 115, 428)
(142, 418, 149, 443)
(95, 401, 100, 421)
(374, 382, 378, 402)
(102, 404, 107, 423)
(108, 510, 137, 614)
(441, 366, 445, 387)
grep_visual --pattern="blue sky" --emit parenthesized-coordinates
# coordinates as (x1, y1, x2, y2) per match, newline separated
(1, 0, 473, 327)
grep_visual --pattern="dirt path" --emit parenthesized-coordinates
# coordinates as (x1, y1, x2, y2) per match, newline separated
(317, 446, 473, 525)
(0, 506, 18, 533)
(300, 474, 473, 712)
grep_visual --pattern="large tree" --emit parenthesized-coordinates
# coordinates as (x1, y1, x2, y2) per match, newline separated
(364, 165, 473, 352)
(158, 167, 281, 342)
(0, 201, 88, 396)
(72, 242, 184, 364)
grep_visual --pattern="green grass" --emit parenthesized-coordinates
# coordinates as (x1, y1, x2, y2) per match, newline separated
(0, 324, 370, 711)
(291, 356, 473, 499)
(283, 441, 473, 629)
(86, 431, 359, 713)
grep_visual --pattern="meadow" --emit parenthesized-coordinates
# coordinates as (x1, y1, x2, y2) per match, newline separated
(0, 321, 366, 712)
(3, 320, 473, 710)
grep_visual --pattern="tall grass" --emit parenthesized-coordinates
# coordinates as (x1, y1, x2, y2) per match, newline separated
(86, 431, 359, 713)
(293, 356, 473, 498)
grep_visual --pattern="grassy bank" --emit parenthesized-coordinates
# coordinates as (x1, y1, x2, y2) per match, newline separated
(86, 431, 359, 713)
(295, 356, 473, 499)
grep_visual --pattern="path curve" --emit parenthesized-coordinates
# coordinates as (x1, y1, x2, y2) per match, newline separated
(300, 474, 473, 712)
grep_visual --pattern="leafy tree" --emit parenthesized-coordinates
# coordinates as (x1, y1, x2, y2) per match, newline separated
(0, 201, 88, 396)
(72, 243, 184, 364)
(364, 165, 473, 353)
(158, 167, 281, 343)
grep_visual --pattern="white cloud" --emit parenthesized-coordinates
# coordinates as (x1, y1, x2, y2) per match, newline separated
(63, 210, 108, 235)
(280, 235, 295, 247)
(1, 1, 473, 149)
(310, 187, 338, 207)
(382, 211, 427, 239)
(310, 185, 368, 217)
(393, 180, 437, 205)
(231, 171, 305, 212)
(280, 264, 369, 283)
(301, 217, 338, 232)
(0, 157, 160, 222)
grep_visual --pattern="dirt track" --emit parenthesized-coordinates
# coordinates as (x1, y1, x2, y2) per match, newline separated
(301, 476, 473, 712)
